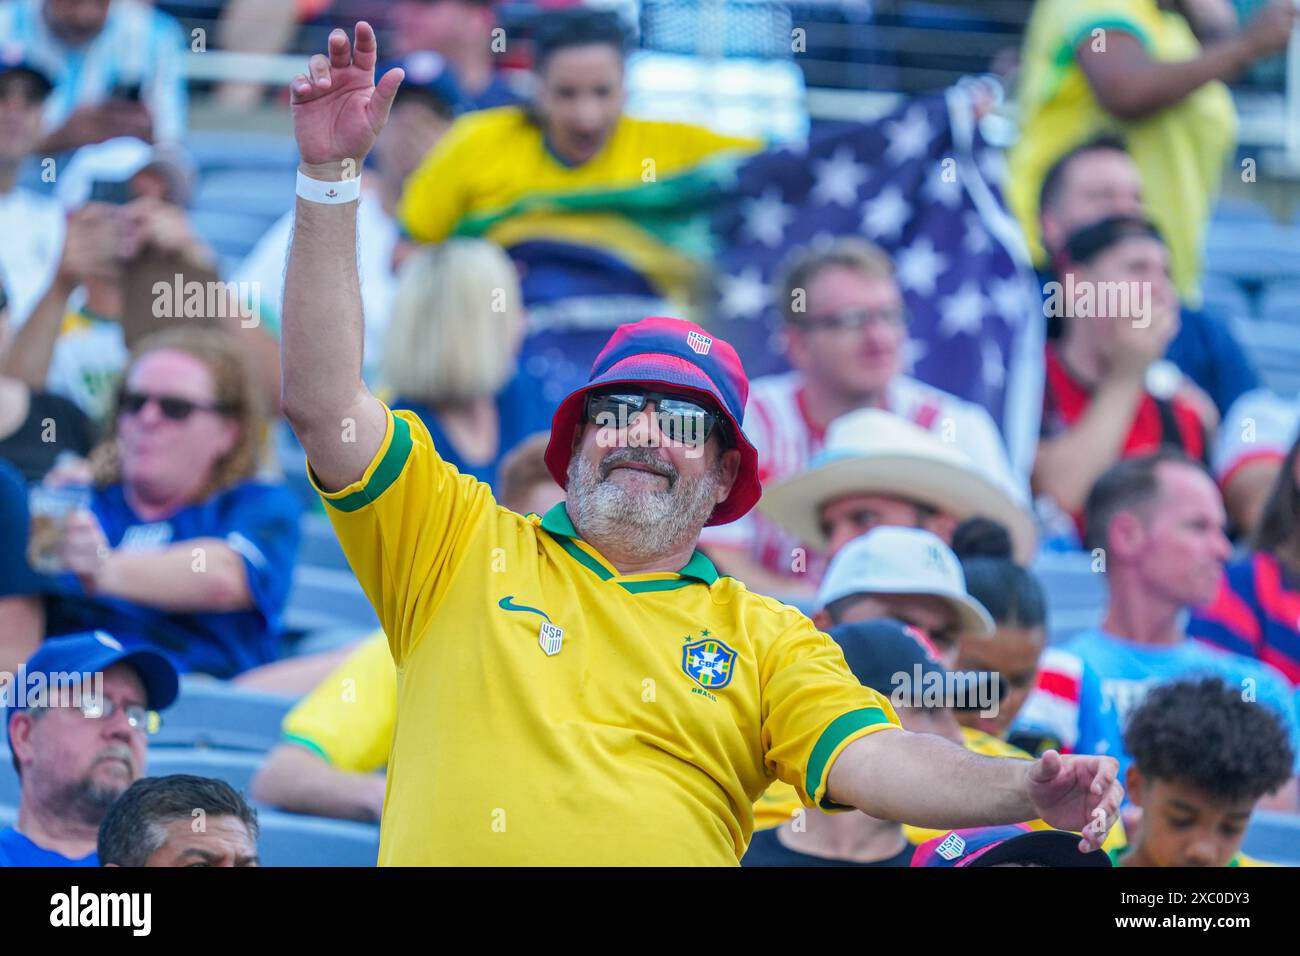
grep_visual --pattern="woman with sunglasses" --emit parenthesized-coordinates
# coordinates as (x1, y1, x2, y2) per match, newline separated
(382, 239, 556, 497)
(40, 326, 301, 680)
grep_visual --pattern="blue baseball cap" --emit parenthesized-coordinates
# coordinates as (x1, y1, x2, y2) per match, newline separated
(4, 633, 180, 733)
(381, 51, 461, 115)
(912, 824, 1111, 867)
(0, 44, 53, 97)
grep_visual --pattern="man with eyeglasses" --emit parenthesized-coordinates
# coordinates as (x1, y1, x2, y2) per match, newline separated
(1, 631, 179, 866)
(278, 23, 1122, 866)
(699, 237, 1026, 600)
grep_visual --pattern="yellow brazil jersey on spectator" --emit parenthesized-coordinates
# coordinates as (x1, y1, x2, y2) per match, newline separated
(1006, 0, 1235, 300)
(397, 107, 759, 312)
(280, 631, 394, 774)
(754, 725, 1048, 838)
(310, 407, 901, 866)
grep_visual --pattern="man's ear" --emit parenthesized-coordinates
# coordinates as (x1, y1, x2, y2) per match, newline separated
(8, 712, 35, 770)
(1108, 510, 1144, 562)
(713, 448, 741, 504)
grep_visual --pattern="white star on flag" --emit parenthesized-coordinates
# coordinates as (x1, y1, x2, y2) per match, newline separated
(895, 236, 949, 296)
(718, 266, 769, 320)
(938, 281, 988, 338)
(922, 161, 963, 209)
(981, 337, 1006, 389)
(885, 107, 934, 164)
(962, 211, 993, 255)
(860, 185, 910, 240)
(740, 187, 795, 248)
(810, 146, 868, 207)
(989, 275, 1031, 326)
(902, 336, 929, 373)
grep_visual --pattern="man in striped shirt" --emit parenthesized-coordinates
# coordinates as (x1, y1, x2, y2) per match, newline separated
(0, 0, 189, 151)
(700, 238, 1026, 600)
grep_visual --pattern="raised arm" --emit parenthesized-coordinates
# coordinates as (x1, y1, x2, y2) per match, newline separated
(280, 23, 403, 491)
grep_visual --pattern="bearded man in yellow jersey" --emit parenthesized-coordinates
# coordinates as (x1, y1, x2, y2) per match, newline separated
(280, 22, 1123, 867)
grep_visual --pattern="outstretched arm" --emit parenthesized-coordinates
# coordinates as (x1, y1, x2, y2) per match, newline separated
(827, 728, 1121, 852)
(280, 23, 403, 491)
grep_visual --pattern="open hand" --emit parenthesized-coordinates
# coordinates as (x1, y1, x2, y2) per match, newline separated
(289, 22, 404, 180)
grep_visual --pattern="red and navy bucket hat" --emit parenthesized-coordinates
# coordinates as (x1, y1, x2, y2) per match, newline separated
(544, 316, 761, 526)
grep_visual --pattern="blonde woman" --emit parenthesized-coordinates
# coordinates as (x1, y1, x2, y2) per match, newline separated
(44, 327, 300, 679)
(384, 239, 553, 491)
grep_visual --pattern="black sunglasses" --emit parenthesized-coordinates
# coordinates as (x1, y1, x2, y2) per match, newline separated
(584, 389, 729, 445)
(118, 389, 233, 422)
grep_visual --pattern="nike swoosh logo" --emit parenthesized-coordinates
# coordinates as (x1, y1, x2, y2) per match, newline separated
(498, 596, 550, 622)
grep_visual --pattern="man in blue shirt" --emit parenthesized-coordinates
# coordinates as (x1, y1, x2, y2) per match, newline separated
(1036, 136, 1259, 416)
(1, 631, 179, 866)
(1012, 451, 1300, 808)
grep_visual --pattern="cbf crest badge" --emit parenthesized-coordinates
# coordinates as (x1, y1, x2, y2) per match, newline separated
(682, 638, 736, 689)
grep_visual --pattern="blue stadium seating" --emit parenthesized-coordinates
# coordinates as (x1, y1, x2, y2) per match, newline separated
(284, 565, 380, 634)
(1200, 273, 1255, 324)
(1242, 810, 1300, 866)
(0, 805, 12, 828)
(1231, 317, 1300, 398)
(1031, 551, 1108, 644)
(151, 678, 294, 752)
(1204, 222, 1300, 287)
(144, 749, 264, 794)
(298, 514, 351, 572)
(1212, 197, 1275, 226)
(0, 752, 16, 808)
(1259, 280, 1300, 325)
(255, 808, 380, 867)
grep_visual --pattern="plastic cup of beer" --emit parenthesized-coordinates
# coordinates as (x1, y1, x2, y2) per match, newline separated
(27, 484, 92, 574)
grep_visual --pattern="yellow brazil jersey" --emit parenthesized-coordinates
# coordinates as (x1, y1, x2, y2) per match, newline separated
(280, 631, 394, 774)
(1006, 0, 1235, 300)
(396, 107, 759, 312)
(310, 407, 901, 866)
(754, 725, 1049, 839)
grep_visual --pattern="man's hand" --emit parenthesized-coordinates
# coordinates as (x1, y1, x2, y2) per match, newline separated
(289, 22, 404, 179)
(56, 204, 123, 288)
(1108, 300, 1178, 381)
(57, 510, 111, 591)
(1025, 750, 1122, 851)
(1241, 2, 1297, 61)
(118, 196, 215, 267)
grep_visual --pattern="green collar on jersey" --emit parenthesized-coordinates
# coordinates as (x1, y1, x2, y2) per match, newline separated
(539, 503, 719, 588)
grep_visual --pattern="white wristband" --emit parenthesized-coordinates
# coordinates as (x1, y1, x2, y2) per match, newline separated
(296, 170, 362, 204)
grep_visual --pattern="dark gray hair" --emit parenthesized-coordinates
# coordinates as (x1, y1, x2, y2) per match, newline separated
(97, 774, 258, 867)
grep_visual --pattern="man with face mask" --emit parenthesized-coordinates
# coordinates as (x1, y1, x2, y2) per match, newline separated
(1, 631, 178, 866)
(279, 21, 1123, 866)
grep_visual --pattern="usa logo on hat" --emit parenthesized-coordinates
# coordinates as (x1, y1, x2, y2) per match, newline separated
(936, 833, 966, 861)
(686, 330, 712, 355)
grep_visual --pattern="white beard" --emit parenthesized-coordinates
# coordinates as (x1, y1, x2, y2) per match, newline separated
(565, 448, 724, 561)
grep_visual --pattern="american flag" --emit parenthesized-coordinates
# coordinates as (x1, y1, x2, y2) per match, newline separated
(707, 87, 1043, 477)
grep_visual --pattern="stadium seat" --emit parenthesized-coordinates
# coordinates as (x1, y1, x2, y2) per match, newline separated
(1242, 809, 1300, 866)
(1259, 280, 1300, 325)
(184, 131, 300, 174)
(255, 808, 379, 867)
(1212, 197, 1274, 226)
(298, 514, 351, 571)
(1231, 317, 1300, 397)
(1200, 274, 1255, 324)
(144, 749, 264, 795)
(1204, 222, 1300, 286)
(0, 751, 17, 807)
(151, 678, 294, 752)
(283, 565, 380, 634)
(1030, 551, 1108, 644)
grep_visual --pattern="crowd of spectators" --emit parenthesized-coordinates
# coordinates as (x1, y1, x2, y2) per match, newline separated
(1, 0, 1299, 868)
